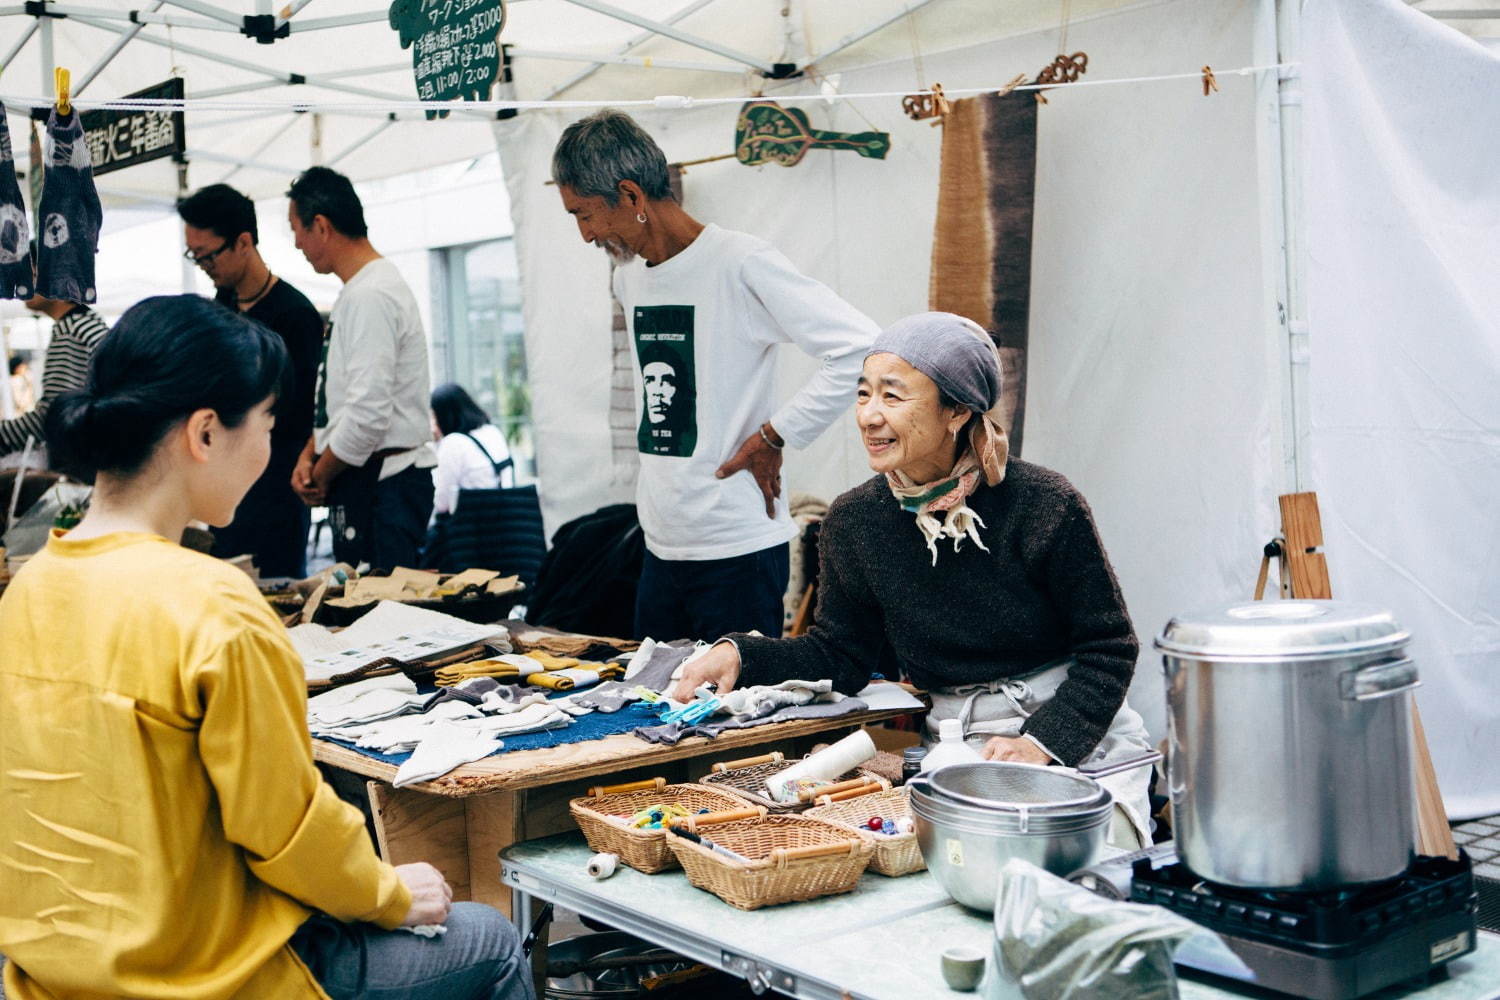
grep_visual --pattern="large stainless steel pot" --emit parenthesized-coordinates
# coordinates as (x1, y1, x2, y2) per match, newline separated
(1156, 600, 1418, 891)
(908, 753, 1158, 911)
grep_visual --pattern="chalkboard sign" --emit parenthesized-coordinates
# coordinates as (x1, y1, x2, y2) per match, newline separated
(79, 78, 184, 177)
(389, 0, 507, 119)
(734, 101, 890, 167)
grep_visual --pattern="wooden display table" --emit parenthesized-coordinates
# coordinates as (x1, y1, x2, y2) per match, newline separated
(313, 707, 909, 915)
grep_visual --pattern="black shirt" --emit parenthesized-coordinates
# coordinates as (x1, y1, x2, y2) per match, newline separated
(216, 279, 323, 456)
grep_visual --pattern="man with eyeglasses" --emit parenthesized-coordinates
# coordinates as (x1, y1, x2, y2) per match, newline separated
(178, 183, 323, 577)
(0, 246, 109, 466)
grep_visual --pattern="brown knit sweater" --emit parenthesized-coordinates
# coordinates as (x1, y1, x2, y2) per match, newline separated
(732, 460, 1138, 766)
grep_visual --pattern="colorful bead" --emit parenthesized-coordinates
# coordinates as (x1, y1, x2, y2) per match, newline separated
(866, 817, 883, 830)
(881, 820, 897, 836)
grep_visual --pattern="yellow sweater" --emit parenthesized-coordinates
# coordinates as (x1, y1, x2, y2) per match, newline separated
(0, 532, 411, 999)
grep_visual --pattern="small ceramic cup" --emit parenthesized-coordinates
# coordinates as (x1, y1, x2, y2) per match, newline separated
(940, 946, 986, 992)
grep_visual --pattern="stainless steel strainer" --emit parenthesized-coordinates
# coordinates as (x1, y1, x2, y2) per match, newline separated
(928, 762, 1106, 812)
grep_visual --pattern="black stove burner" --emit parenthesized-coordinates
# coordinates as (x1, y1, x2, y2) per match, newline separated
(1131, 853, 1478, 1000)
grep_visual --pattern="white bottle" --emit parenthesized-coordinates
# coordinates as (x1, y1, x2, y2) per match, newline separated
(920, 718, 984, 772)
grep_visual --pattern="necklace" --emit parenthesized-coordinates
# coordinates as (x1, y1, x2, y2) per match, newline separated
(237, 271, 274, 305)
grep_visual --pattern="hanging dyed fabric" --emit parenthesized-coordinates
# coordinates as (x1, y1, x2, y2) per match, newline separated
(928, 93, 1038, 453)
(0, 113, 33, 299)
(36, 108, 102, 304)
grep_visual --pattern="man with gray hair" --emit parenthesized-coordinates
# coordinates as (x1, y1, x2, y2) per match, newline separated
(553, 109, 878, 642)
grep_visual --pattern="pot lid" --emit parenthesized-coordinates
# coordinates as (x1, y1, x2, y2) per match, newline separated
(1154, 600, 1409, 659)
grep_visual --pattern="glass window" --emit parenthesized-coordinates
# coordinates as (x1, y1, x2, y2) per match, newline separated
(431, 238, 534, 480)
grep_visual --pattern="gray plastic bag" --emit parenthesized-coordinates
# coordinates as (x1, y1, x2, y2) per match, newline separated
(988, 858, 1238, 1000)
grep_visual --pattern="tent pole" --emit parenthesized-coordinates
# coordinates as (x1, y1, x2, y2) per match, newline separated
(803, 0, 941, 71)
(542, 0, 718, 101)
(0, 19, 38, 73)
(555, 0, 774, 74)
(1253, 0, 1306, 494)
(38, 11, 53, 100)
(75, 0, 166, 96)
(1276, 0, 1308, 492)
(156, 0, 240, 26)
(509, 46, 745, 74)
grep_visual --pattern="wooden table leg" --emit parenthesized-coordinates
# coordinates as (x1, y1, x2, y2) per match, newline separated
(368, 781, 474, 902)
(466, 790, 523, 914)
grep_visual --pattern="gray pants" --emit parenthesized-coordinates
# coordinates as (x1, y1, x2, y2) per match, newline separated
(290, 902, 535, 1000)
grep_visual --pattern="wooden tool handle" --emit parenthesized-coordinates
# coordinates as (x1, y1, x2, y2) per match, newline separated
(685, 806, 766, 827)
(589, 777, 666, 797)
(773, 841, 860, 863)
(802, 778, 883, 804)
(813, 782, 886, 806)
(711, 752, 783, 773)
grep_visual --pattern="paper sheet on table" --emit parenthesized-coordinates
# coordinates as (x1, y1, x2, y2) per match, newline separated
(853, 682, 925, 712)
(291, 600, 508, 681)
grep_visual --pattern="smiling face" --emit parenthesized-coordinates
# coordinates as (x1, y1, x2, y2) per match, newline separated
(856, 353, 970, 483)
(559, 185, 641, 262)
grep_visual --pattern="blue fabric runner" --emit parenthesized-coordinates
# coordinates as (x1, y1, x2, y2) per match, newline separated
(316, 699, 660, 768)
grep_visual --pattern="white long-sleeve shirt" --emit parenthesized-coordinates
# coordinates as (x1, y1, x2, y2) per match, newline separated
(313, 258, 434, 479)
(613, 223, 878, 561)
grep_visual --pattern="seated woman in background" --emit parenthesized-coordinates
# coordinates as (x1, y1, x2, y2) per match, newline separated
(674, 312, 1154, 845)
(430, 381, 515, 517)
(0, 296, 532, 1000)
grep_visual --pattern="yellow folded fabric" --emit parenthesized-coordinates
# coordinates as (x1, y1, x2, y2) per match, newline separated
(523, 650, 581, 671)
(525, 672, 576, 691)
(433, 659, 520, 686)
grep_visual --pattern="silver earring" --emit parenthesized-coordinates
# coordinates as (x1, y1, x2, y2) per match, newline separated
(636, 213, 647, 224)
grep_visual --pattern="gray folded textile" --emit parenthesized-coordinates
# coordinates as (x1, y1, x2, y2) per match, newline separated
(423, 676, 502, 710)
(627, 642, 695, 694)
(567, 680, 641, 714)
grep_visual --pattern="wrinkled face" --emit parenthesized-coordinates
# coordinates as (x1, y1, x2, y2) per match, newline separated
(183, 223, 248, 289)
(856, 353, 967, 482)
(559, 185, 640, 262)
(643, 361, 678, 423)
(198, 397, 277, 527)
(287, 202, 330, 274)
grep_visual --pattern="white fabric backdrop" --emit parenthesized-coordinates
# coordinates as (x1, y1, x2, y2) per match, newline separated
(1304, 0, 1500, 818)
(495, 0, 1279, 741)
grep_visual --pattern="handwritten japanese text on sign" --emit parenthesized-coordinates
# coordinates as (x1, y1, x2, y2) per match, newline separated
(389, 0, 506, 118)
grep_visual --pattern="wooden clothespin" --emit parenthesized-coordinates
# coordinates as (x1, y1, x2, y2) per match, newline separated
(54, 67, 71, 116)
(1201, 65, 1219, 97)
(996, 73, 1029, 97)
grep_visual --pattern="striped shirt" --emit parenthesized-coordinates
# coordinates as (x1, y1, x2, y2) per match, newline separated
(0, 306, 109, 457)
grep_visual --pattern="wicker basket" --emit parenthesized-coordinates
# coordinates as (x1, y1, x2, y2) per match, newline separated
(568, 777, 751, 874)
(699, 751, 891, 814)
(665, 811, 875, 910)
(804, 785, 926, 877)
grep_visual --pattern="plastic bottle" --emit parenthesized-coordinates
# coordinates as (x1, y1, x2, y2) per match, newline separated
(919, 719, 984, 773)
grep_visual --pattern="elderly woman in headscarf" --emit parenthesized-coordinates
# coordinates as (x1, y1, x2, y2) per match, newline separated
(672, 311, 1155, 845)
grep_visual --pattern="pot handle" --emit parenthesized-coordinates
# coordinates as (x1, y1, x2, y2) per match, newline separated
(1341, 657, 1419, 702)
(1077, 750, 1162, 779)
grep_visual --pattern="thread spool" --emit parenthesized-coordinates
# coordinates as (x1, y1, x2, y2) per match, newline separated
(586, 852, 619, 879)
(767, 729, 878, 803)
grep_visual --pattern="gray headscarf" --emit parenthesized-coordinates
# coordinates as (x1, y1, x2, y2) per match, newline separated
(865, 312, 1011, 562)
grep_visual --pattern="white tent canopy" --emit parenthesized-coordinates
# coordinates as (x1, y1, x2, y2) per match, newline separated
(1, 0, 1497, 819)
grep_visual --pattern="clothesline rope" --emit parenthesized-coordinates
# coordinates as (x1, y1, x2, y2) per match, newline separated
(0, 62, 1295, 117)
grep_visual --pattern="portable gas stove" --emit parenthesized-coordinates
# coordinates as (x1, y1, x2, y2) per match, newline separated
(1129, 852, 1478, 1000)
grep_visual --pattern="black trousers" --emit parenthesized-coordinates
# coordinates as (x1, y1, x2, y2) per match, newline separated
(329, 462, 434, 570)
(633, 542, 789, 642)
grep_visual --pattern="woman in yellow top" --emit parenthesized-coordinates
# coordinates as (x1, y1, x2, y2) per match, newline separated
(0, 296, 532, 1000)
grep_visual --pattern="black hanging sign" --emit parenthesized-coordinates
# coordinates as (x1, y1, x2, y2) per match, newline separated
(389, 0, 507, 118)
(79, 78, 185, 177)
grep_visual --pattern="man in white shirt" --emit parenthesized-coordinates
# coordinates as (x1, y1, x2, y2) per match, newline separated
(287, 166, 435, 569)
(552, 110, 878, 642)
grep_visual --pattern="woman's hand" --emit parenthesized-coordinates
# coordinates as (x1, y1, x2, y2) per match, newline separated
(395, 862, 453, 927)
(981, 736, 1052, 765)
(669, 641, 741, 703)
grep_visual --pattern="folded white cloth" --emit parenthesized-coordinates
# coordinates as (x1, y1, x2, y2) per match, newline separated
(477, 689, 549, 714)
(454, 702, 573, 738)
(717, 678, 834, 718)
(394, 722, 503, 787)
(310, 686, 427, 730)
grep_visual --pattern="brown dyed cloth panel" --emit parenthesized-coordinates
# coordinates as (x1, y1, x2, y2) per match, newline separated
(928, 92, 1039, 454)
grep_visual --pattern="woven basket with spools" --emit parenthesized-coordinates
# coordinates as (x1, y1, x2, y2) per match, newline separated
(664, 809, 875, 910)
(569, 777, 747, 874)
(804, 784, 926, 877)
(698, 751, 890, 814)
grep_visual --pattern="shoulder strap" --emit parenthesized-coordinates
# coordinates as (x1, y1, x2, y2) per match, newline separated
(458, 431, 513, 478)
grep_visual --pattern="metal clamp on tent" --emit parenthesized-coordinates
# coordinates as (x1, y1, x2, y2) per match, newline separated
(240, 12, 288, 44)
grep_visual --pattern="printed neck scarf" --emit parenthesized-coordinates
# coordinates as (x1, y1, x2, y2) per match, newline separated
(886, 414, 1009, 565)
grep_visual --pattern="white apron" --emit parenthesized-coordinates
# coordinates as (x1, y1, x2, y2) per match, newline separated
(925, 659, 1155, 848)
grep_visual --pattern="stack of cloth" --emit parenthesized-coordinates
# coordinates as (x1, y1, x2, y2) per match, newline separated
(308, 674, 574, 786)
(504, 620, 640, 662)
(633, 677, 870, 746)
(433, 650, 625, 691)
